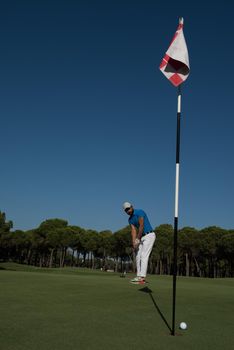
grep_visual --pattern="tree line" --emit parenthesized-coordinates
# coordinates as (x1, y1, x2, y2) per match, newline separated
(0, 211, 233, 278)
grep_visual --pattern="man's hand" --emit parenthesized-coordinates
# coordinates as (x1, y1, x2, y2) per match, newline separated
(133, 238, 140, 250)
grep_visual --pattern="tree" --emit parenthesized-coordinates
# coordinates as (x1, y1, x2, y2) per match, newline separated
(199, 226, 227, 277)
(0, 212, 13, 261)
(1, 209, 234, 279)
(84, 230, 99, 268)
(112, 227, 132, 272)
(154, 224, 173, 275)
(10, 230, 28, 263)
(98, 230, 113, 270)
(67, 226, 85, 266)
(218, 232, 234, 277)
(32, 219, 69, 267)
(178, 227, 199, 276)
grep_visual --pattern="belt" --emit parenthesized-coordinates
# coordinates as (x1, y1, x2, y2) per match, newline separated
(142, 231, 154, 236)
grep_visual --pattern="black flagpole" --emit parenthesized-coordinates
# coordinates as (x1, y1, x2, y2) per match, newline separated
(172, 84, 182, 336)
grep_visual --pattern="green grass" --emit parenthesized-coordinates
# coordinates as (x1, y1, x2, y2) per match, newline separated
(1, 263, 234, 350)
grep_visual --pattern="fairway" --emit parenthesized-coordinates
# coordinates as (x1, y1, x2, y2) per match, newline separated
(1, 264, 234, 350)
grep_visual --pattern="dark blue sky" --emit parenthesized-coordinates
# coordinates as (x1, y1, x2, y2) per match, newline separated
(0, 1, 233, 232)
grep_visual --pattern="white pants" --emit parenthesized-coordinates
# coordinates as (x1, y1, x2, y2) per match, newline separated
(136, 232, 156, 278)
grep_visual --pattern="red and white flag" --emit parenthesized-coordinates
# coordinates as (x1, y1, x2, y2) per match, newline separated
(159, 18, 190, 87)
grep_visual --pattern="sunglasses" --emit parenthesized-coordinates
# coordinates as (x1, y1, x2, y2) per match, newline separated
(125, 207, 131, 213)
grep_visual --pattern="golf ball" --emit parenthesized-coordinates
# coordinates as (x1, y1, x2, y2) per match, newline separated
(179, 322, 187, 330)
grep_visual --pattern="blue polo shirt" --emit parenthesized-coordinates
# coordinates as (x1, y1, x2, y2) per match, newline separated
(128, 209, 153, 234)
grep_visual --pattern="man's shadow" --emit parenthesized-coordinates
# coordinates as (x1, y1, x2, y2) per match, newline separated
(139, 287, 172, 333)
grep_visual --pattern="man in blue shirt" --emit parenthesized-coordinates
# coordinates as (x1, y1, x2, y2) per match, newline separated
(123, 201, 156, 284)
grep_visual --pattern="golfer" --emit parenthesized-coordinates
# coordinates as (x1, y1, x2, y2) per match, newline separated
(123, 202, 156, 284)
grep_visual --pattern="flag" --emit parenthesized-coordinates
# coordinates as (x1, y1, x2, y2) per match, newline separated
(159, 18, 190, 87)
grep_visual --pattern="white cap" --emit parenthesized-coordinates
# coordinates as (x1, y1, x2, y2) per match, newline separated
(122, 202, 132, 210)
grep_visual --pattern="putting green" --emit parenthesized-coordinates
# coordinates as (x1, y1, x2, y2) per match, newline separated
(1, 264, 233, 350)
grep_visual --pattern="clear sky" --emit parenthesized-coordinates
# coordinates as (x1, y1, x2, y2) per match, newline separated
(0, 0, 233, 232)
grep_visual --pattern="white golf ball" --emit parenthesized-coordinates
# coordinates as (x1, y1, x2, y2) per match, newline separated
(179, 322, 187, 330)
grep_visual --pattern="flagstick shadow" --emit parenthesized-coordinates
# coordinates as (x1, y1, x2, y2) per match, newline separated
(139, 287, 172, 333)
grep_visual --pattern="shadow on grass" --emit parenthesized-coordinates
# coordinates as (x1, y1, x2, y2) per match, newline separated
(139, 287, 172, 333)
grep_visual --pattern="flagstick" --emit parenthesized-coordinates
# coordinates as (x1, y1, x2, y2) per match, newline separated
(172, 84, 181, 336)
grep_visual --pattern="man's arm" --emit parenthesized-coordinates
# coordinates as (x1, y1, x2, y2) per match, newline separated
(138, 217, 144, 239)
(131, 224, 137, 247)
